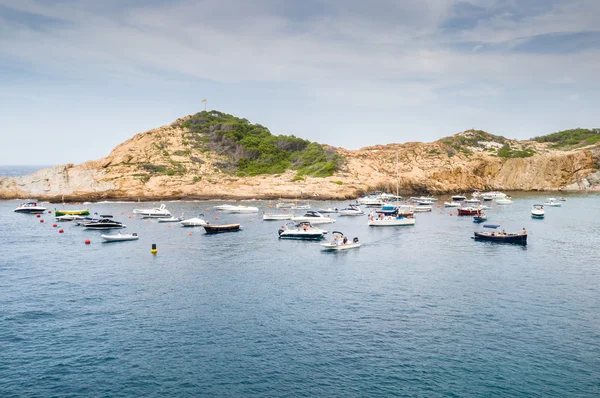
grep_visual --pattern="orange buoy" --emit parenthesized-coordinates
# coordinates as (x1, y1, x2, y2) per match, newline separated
(449, 212, 453, 216)
(205, 208, 209, 211)
(40, 219, 44, 223)
(59, 229, 64, 233)
(249, 219, 252, 222)
(36, 214, 41, 218)
(215, 217, 219, 220)
(147, 220, 150, 223)
(128, 216, 132, 219)
(168, 225, 171, 228)
(189, 232, 193, 236)
(52, 223, 57, 227)
(84, 239, 91, 245)
(121, 212, 124, 215)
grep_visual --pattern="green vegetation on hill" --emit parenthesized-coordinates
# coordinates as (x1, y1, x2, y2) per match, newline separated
(177, 111, 343, 177)
(532, 128, 600, 148)
(497, 144, 535, 158)
(441, 130, 507, 156)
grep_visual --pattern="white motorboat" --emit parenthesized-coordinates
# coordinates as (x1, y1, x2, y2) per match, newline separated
(262, 212, 293, 221)
(14, 202, 47, 214)
(444, 201, 462, 207)
(531, 205, 545, 218)
(55, 214, 85, 221)
(410, 196, 438, 203)
(157, 216, 183, 223)
(482, 191, 507, 201)
(101, 232, 139, 242)
(368, 213, 415, 227)
(275, 202, 310, 210)
(316, 207, 338, 214)
(543, 198, 562, 207)
(180, 215, 208, 227)
(213, 204, 239, 211)
(134, 204, 171, 218)
(464, 198, 481, 204)
(292, 210, 336, 224)
(338, 204, 364, 216)
(451, 194, 466, 201)
(221, 205, 259, 214)
(495, 198, 513, 205)
(320, 231, 361, 251)
(278, 221, 328, 240)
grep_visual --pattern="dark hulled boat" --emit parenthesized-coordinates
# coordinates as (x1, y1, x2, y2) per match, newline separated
(457, 207, 482, 216)
(473, 231, 527, 244)
(203, 223, 241, 234)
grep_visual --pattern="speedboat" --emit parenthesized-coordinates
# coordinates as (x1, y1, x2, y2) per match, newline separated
(482, 192, 507, 201)
(262, 212, 293, 221)
(316, 207, 339, 214)
(180, 214, 207, 227)
(101, 232, 139, 242)
(444, 201, 462, 207)
(543, 198, 561, 207)
(74, 216, 102, 226)
(451, 194, 466, 201)
(413, 205, 432, 212)
(275, 202, 310, 210)
(320, 231, 361, 250)
(14, 202, 47, 214)
(464, 198, 481, 204)
(84, 219, 126, 230)
(338, 204, 364, 216)
(495, 198, 513, 205)
(278, 221, 328, 240)
(221, 205, 259, 214)
(558, 197, 567, 202)
(368, 213, 415, 227)
(214, 204, 238, 211)
(291, 210, 336, 224)
(134, 204, 171, 217)
(410, 196, 438, 203)
(531, 205, 545, 219)
(56, 214, 84, 221)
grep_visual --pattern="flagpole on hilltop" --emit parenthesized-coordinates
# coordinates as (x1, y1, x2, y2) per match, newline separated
(202, 98, 207, 111)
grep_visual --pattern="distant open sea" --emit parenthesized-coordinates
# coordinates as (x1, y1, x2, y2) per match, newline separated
(0, 165, 51, 177)
(1, 169, 599, 396)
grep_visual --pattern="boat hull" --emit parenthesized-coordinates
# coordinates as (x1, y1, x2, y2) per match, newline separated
(55, 209, 90, 216)
(320, 243, 361, 250)
(14, 208, 46, 214)
(262, 214, 293, 221)
(101, 234, 138, 242)
(203, 224, 241, 234)
(473, 232, 527, 244)
(368, 218, 415, 227)
(279, 233, 325, 240)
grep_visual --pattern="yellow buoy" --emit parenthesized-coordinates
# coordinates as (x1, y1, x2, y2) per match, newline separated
(151, 243, 157, 254)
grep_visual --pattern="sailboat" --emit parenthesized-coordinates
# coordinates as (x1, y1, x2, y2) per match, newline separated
(368, 151, 415, 227)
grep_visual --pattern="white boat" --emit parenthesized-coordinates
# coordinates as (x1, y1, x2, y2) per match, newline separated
(135, 204, 171, 217)
(180, 215, 208, 227)
(84, 219, 126, 230)
(55, 214, 84, 221)
(221, 205, 259, 214)
(531, 205, 545, 218)
(410, 196, 438, 203)
(543, 198, 562, 207)
(262, 212, 293, 221)
(464, 198, 481, 204)
(316, 207, 339, 214)
(292, 210, 336, 224)
(495, 198, 513, 205)
(338, 204, 364, 216)
(214, 204, 238, 211)
(451, 194, 466, 201)
(278, 221, 328, 240)
(101, 232, 139, 242)
(413, 205, 432, 212)
(482, 191, 507, 201)
(320, 231, 361, 250)
(444, 201, 462, 207)
(275, 202, 310, 210)
(14, 202, 47, 214)
(368, 213, 415, 227)
(157, 216, 183, 223)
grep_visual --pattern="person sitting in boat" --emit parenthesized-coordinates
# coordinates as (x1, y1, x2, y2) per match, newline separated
(343, 236, 348, 245)
(501, 229, 506, 235)
(302, 224, 308, 231)
(333, 235, 339, 245)
(522, 228, 527, 235)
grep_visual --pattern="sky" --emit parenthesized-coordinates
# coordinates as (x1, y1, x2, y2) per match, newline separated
(1, 0, 600, 165)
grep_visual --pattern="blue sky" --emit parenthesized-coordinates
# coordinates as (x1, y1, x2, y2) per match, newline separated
(1, 0, 599, 165)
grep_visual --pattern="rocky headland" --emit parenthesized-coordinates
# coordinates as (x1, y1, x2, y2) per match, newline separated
(2, 111, 599, 202)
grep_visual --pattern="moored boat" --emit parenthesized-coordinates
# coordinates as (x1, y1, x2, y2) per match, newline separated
(262, 212, 293, 221)
(14, 202, 47, 214)
(473, 213, 487, 223)
(338, 204, 364, 216)
(368, 212, 415, 227)
(457, 207, 482, 216)
(543, 198, 561, 207)
(451, 194, 467, 201)
(444, 201, 462, 208)
(278, 221, 328, 240)
(84, 219, 126, 230)
(180, 214, 207, 227)
(101, 232, 139, 242)
(221, 205, 259, 214)
(495, 197, 513, 205)
(473, 230, 527, 244)
(291, 210, 336, 224)
(55, 208, 90, 216)
(203, 223, 242, 234)
(157, 216, 183, 223)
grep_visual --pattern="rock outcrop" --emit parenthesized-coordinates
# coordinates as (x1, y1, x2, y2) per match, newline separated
(2, 116, 599, 202)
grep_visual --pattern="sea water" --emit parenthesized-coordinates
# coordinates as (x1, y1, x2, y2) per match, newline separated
(1, 171, 599, 396)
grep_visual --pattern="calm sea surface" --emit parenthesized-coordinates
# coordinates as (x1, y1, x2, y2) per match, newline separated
(0, 165, 51, 177)
(1, 168, 599, 396)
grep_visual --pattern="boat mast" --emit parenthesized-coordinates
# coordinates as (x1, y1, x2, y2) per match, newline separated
(395, 150, 399, 201)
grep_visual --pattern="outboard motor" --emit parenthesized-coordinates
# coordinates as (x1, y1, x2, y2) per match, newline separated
(353, 237, 359, 243)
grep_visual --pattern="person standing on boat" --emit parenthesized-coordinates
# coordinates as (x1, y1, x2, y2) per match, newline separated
(522, 228, 527, 235)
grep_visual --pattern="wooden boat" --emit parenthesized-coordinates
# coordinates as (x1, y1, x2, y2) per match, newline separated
(203, 223, 241, 234)
(473, 231, 527, 244)
(55, 208, 90, 216)
(457, 207, 482, 216)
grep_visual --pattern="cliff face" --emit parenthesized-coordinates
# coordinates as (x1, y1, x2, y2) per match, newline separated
(1, 117, 599, 201)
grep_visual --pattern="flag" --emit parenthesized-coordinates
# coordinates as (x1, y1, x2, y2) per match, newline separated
(201, 99, 207, 103)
